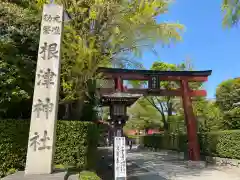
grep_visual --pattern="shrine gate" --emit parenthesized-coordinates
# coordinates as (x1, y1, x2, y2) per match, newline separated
(97, 67, 212, 161)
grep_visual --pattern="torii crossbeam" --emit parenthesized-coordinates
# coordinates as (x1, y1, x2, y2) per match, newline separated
(97, 67, 212, 161)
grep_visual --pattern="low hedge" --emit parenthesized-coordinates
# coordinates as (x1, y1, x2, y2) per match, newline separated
(79, 171, 101, 180)
(168, 115, 186, 133)
(97, 123, 109, 147)
(0, 120, 99, 177)
(127, 135, 142, 144)
(141, 133, 187, 152)
(140, 130, 240, 160)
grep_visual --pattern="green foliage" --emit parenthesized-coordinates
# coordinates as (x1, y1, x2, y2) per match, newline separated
(80, 80, 98, 122)
(222, 0, 240, 27)
(0, 120, 99, 177)
(6, 168, 17, 176)
(101, 107, 110, 121)
(126, 97, 162, 131)
(216, 78, 240, 111)
(216, 78, 240, 129)
(140, 130, 240, 159)
(41, 0, 184, 103)
(193, 98, 224, 132)
(97, 123, 109, 146)
(141, 133, 187, 152)
(0, 2, 40, 118)
(199, 130, 240, 159)
(1, 0, 184, 119)
(55, 120, 99, 169)
(0, 120, 29, 177)
(168, 115, 186, 133)
(223, 108, 240, 129)
(145, 60, 197, 130)
(79, 171, 101, 180)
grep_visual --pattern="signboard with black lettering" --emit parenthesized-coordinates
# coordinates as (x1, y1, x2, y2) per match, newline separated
(114, 137, 126, 180)
(149, 76, 160, 89)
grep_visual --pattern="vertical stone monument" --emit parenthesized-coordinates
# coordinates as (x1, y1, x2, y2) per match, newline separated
(25, 3, 63, 175)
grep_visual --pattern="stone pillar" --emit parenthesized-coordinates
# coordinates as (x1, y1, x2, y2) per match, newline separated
(25, 4, 63, 175)
(181, 80, 200, 161)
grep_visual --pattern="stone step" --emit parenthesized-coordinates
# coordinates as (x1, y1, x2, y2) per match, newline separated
(2, 171, 78, 180)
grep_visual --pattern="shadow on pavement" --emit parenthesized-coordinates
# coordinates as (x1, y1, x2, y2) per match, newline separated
(127, 161, 167, 180)
(95, 147, 167, 180)
(96, 146, 240, 180)
(127, 148, 229, 179)
(128, 173, 167, 180)
(95, 147, 113, 180)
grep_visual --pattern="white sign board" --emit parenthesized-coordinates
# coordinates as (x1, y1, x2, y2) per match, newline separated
(114, 137, 127, 180)
(25, 3, 63, 175)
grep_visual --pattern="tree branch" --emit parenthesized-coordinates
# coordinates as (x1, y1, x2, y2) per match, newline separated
(108, 44, 151, 57)
(146, 96, 164, 116)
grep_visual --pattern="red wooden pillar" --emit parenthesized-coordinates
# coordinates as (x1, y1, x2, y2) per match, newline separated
(115, 76, 123, 92)
(181, 80, 200, 161)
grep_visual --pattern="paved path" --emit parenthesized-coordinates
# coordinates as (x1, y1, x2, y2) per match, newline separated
(4, 146, 240, 180)
(127, 147, 240, 180)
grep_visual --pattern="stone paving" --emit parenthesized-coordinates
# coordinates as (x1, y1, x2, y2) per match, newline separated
(3, 146, 240, 180)
(127, 147, 240, 180)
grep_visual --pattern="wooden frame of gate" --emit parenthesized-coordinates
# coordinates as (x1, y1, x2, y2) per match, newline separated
(97, 67, 212, 161)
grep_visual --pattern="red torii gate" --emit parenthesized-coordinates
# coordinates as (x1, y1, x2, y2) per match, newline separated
(97, 67, 212, 161)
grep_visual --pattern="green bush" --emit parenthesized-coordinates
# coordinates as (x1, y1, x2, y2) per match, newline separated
(216, 78, 240, 130)
(223, 108, 240, 130)
(199, 130, 240, 159)
(168, 116, 186, 133)
(97, 123, 109, 146)
(140, 130, 240, 159)
(0, 120, 29, 178)
(54, 120, 99, 169)
(127, 135, 142, 144)
(0, 120, 99, 177)
(79, 171, 101, 180)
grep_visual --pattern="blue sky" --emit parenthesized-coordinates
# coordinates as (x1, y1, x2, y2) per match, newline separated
(139, 0, 240, 98)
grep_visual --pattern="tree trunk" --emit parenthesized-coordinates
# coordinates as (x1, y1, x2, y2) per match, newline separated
(63, 103, 70, 119)
(162, 114, 169, 131)
(168, 103, 173, 116)
(72, 100, 84, 120)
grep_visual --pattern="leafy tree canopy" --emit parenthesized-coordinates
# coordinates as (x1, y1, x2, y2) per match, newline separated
(216, 78, 240, 111)
(0, 1, 40, 118)
(222, 0, 240, 27)
(0, 0, 185, 119)
(144, 60, 195, 130)
(193, 98, 224, 132)
(126, 97, 162, 131)
(216, 78, 240, 129)
(36, 0, 184, 102)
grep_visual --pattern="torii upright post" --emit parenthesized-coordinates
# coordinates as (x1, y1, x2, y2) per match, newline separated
(181, 80, 200, 161)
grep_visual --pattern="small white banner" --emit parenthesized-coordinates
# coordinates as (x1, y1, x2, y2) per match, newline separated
(114, 137, 127, 180)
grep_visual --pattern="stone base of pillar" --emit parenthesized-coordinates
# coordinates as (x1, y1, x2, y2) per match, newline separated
(186, 160, 206, 168)
(2, 171, 78, 180)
